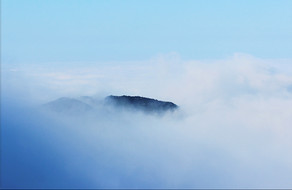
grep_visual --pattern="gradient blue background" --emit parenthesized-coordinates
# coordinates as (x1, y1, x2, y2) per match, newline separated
(2, 0, 292, 64)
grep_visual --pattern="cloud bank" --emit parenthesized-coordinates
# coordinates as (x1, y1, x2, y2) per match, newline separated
(1, 53, 292, 188)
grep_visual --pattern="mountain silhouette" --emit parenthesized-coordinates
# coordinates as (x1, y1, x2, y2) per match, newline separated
(105, 95, 178, 113)
(43, 95, 178, 115)
(42, 97, 93, 114)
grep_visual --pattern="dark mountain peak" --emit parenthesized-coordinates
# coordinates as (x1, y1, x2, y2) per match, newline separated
(106, 95, 178, 113)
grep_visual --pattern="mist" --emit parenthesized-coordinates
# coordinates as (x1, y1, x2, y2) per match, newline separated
(1, 53, 292, 188)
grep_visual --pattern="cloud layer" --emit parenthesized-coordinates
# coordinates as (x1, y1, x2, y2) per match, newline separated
(2, 53, 292, 188)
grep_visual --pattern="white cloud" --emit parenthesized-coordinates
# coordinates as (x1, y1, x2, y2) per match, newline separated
(2, 53, 292, 188)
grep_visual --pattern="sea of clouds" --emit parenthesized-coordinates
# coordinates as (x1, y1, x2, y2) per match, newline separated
(1, 53, 292, 188)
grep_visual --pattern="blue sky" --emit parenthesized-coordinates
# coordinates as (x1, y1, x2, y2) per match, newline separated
(2, 0, 292, 63)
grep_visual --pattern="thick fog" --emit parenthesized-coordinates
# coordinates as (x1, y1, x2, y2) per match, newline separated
(2, 53, 292, 188)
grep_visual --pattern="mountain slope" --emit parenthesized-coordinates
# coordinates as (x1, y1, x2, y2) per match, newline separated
(43, 97, 93, 114)
(105, 95, 178, 113)
(43, 95, 178, 115)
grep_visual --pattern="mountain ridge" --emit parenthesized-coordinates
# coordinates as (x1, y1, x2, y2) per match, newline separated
(105, 95, 178, 113)
(43, 95, 179, 115)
